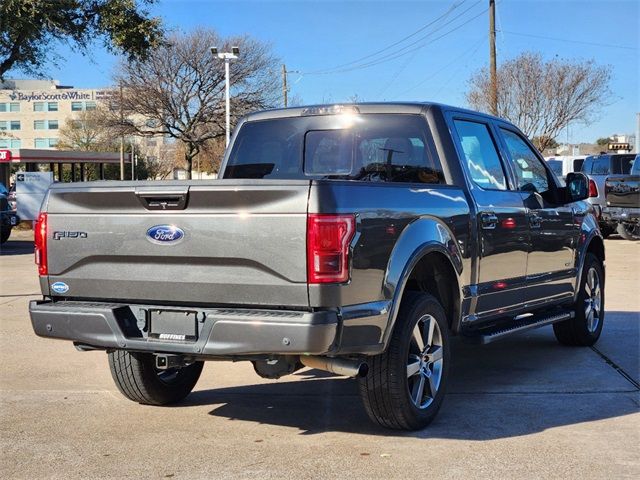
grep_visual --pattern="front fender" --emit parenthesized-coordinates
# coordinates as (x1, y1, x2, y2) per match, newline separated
(381, 216, 464, 347)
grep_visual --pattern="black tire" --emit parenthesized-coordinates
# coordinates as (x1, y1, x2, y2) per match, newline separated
(358, 292, 451, 430)
(553, 253, 605, 346)
(108, 350, 203, 405)
(0, 227, 10, 244)
(616, 223, 640, 241)
(599, 224, 614, 239)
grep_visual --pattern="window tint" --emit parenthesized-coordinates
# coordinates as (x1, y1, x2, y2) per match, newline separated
(592, 157, 610, 174)
(581, 157, 593, 173)
(612, 155, 635, 174)
(500, 129, 549, 194)
(547, 160, 563, 177)
(225, 114, 445, 183)
(453, 120, 507, 190)
(573, 158, 584, 172)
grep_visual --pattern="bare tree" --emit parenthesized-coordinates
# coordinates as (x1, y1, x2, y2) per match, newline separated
(466, 52, 611, 151)
(57, 108, 116, 152)
(112, 28, 279, 178)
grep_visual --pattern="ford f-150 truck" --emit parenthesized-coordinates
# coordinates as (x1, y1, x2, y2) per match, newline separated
(603, 155, 640, 240)
(29, 103, 604, 430)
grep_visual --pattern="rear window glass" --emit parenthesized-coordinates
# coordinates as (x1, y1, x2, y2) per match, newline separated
(547, 160, 563, 177)
(224, 114, 445, 184)
(592, 157, 610, 174)
(612, 155, 635, 174)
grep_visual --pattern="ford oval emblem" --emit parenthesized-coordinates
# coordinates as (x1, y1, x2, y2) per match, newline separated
(51, 282, 69, 294)
(146, 225, 185, 245)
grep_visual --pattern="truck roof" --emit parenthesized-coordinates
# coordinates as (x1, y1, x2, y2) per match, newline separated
(243, 101, 506, 124)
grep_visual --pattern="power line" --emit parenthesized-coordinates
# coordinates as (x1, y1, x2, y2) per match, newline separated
(502, 30, 638, 51)
(306, 4, 488, 76)
(304, 0, 469, 75)
(397, 36, 486, 97)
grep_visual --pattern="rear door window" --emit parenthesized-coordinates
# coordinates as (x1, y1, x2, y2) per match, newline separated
(452, 119, 508, 190)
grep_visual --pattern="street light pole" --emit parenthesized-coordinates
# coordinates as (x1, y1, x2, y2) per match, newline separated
(211, 46, 240, 148)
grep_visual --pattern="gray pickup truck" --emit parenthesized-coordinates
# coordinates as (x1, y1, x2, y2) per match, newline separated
(603, 155, 640, 240)
(29, 103, 604, 430)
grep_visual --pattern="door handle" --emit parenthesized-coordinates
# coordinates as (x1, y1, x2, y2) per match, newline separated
(480, 212, 498, 230)
(529, 213, 542, 228)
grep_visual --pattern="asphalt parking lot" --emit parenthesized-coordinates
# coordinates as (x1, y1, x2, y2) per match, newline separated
(1, 230, 638, 479)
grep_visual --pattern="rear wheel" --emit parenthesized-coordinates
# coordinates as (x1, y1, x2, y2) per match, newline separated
(553, 253, 604, 346)
(0, 227, 11, 244)
(616, 223, 640, 241)
(358, 292, 450, 430)
(108, 350, 203, 405)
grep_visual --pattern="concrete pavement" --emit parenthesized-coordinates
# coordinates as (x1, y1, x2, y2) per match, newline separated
(1, 230, 638, 479)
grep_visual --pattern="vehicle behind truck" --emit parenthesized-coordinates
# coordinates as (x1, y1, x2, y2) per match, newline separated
(29, 103, 604, 430)
(604, 155, 640, 240)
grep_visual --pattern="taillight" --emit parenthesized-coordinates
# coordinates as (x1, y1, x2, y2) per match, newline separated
(307, 214, 355, 284)
(34, 212, 48, 275)
(589, 179, 598, 198)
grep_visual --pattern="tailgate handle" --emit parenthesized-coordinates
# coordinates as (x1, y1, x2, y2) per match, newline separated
(135, 189, 189, 210)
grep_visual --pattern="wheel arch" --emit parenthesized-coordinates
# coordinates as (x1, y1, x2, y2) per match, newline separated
(381, 217, 464, 349)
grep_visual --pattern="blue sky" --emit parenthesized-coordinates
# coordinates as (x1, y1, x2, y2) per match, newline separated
(37, 0, 639, 143)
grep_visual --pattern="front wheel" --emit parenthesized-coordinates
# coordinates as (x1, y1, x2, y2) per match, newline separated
(553, 253, 604, 346)
(616, 223, 640, 241)
(108, 351, 203, 405)
(358, 292, 450, 430)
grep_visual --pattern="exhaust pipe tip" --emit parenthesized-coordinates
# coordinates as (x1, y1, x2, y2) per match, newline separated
(300, 356, 368, 378)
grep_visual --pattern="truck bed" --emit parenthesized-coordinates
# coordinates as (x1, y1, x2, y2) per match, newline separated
(605, 175, 640, 208)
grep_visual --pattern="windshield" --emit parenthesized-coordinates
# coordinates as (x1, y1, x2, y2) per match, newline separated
(224, 114, 445, 184)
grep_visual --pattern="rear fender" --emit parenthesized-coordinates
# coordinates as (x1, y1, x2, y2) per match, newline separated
(381, 217, 463, 348)
(574, 213, 605, 302)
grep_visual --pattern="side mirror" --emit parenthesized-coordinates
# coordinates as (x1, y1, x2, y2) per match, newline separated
(566, 172, 589, 202)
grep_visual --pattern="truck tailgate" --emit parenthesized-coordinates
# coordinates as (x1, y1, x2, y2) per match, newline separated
(43, 180, 311, 307)
(606, 175, 640, 208)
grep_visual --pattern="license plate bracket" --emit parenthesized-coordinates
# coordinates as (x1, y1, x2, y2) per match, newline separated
(149, 309, 198, 342)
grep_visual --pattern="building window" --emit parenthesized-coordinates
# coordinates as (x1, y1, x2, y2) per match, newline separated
(0, 138, 19, 148)
(0, 103, 20, 112)
(48, 120, 58, 130)
(34, 102, 57, 112)
(0, 120, 18, 130)
(48, 102, 58, 111)
(34, 138, 57, 148)
(85, 101, 97, 110)
(10, 139, 21, 148)
(71, 102, 83, 111)
(34, 120, 46, 130)
(34, 102, 45, 112)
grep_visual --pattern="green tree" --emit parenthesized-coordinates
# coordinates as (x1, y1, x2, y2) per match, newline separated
(0, 0, 163, 79)
(596, 137, 611, 146)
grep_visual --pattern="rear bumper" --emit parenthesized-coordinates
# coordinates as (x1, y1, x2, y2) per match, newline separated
(29, 300, 339, 356)
(602, 206, 640, 224)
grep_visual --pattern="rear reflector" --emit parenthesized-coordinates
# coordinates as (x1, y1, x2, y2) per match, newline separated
(34, 212, 48, 275)
(307, 214, 355, 284)
(589, 179, 598, 198)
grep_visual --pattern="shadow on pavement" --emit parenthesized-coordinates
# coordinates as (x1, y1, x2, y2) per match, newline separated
(179, 313, 639, 437)
(0, 240, 34, 256)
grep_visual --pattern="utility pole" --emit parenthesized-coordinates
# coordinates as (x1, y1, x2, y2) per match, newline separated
(119, 83, 124, 180)
(636, 112, 640, 154)
(282, 64, 288, 108)
(131, 141, 135, 180)
(489, 0, 498, 116)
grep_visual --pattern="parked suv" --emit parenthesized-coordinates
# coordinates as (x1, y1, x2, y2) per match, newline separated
(580, 153, 636, 237)
(29, 103, 604, 430)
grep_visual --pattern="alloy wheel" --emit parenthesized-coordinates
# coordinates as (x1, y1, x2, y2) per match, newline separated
(406, 314, 444, 409)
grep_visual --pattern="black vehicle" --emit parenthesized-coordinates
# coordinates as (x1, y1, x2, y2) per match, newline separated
(0, 182, 17, 244)
(29, 103, 603, 430)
